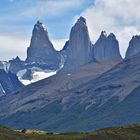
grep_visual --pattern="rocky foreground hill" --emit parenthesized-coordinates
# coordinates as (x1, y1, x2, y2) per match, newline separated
(0, 124, 140, 140)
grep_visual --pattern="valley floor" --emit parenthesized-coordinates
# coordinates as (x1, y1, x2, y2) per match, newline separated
(0, 124, 140, 140)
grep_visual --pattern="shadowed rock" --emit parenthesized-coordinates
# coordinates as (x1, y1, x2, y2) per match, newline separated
(62, 17, 93, 70)
(125, 35, 140, 58)
(26, 21, 61, 70)
(93, 31, 122, 61)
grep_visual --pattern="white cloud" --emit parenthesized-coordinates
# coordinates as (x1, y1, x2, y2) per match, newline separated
(0, 35, 29, 61)
(22, 0, 85, 18)
(0, 34, 67, 61)
(52, 38, 68, 51)
(80, 0, 140, 57)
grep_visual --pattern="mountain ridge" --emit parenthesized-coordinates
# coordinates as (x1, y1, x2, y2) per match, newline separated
(7, 17, 140, 87)
(0, 53, 140, 131)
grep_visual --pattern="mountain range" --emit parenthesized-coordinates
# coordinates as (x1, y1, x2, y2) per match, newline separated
(0, 16, 140, 132)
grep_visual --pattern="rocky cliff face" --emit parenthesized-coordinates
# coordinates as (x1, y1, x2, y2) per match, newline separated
(26, 21, 61, 70)
(0, 68, 23, 95)
(93, 31, 122, 61)
(125, 35, 140, 58)
(9, 56, 23, 74)
(62, 17, 93, 70)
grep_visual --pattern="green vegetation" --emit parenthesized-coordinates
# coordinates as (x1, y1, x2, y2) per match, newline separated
(0, 124, 140, 140)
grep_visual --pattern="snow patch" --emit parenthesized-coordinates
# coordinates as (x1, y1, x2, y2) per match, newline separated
(17, 69, 27, 78)
(17, 68, 56, 85)
(85, 101, 96, 110)
(0, 84, 6, 94)
(0, 61, 8, 71)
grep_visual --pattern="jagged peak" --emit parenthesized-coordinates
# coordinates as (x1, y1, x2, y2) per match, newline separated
(125, 35, 140, 58)
(9, 56, 21, 63)
(73, 16, 87, 28)
(129, 35, 140, 47)
(15, 56, 21, 60)
(131, 35, 140, 40)
(99, 31, 116, 39)
(34, 20, 47, 31)
(129, 35, 140, 45)
(37, 20, 42, 25)
(100, 31, 107, 38)
(108, 33, 116, 39)
(77, 16, 86, 24)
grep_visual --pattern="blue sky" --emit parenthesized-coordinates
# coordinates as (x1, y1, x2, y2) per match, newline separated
(0, 0, 94, 38)
(0, 0, 94, 60)
(0, 0, 140, 60)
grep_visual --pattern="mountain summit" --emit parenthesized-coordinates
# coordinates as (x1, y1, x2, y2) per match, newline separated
(26, 21, 61, 69)
(62, 17, 93, 70)
(93, 31, 122, 61)
(125, 35, 140, 58)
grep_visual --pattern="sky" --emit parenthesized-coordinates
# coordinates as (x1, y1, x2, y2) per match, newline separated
(0, 0, 140, 61)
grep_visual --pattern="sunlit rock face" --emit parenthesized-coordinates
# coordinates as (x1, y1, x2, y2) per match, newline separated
(125, 35, 140, 58)
(26, 21, 61, 70)
(62, 17, 93, 70)
(93, 31, 122, 61)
